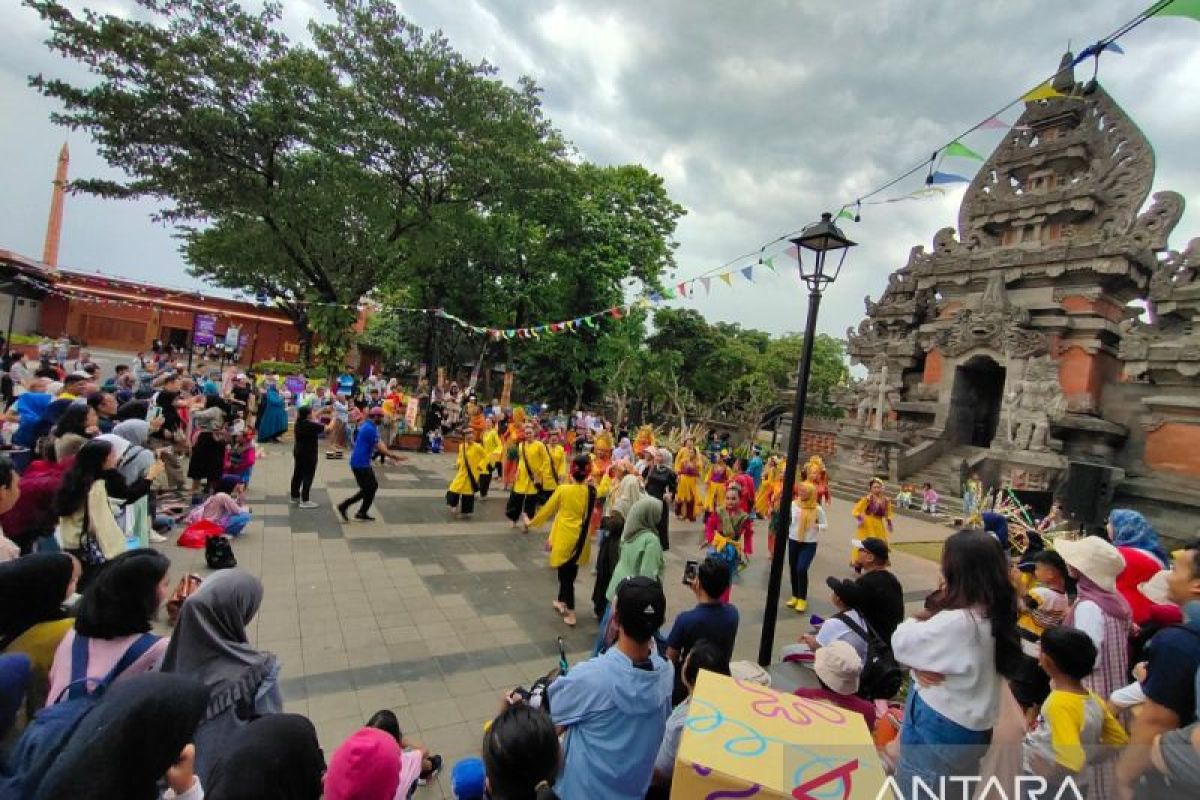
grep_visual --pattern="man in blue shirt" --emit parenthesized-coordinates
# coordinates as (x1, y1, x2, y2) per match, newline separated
(549, 576, 673, 800)
(747, 448, 764, 489)
(665, 556, 740, 704)
(336, 407, 402, 521)
(1118, 539, 1200, 796)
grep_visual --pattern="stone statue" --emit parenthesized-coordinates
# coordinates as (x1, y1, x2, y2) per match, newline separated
(854, 360, 892, 428)
(1004, 356, 1064, 452)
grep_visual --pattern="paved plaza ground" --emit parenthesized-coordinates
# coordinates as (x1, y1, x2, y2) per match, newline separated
(158, 444, 946, 798)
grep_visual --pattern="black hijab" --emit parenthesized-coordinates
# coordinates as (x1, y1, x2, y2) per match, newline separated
(0, 554, 74, 644)
(34, 672, 208, 800)
(204, 713, 325, 800)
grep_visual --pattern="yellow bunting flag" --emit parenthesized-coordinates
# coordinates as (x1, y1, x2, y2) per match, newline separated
(719, 272, 733, 287)
(1021, 81, 1080, 102)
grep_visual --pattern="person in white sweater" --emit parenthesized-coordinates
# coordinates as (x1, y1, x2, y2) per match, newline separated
(890, 529, 1024, 798)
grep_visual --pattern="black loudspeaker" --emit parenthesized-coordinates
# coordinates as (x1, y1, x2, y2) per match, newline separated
(1062, 461, 1113, 527)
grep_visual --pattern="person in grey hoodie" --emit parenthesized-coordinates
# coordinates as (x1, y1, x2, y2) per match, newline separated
(549, 576, 673, 800)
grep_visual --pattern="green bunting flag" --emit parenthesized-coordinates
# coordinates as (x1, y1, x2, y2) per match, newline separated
(661, 287, 676, 299)
(944, 140, 984, 161)
(1150, 0, 1200, 21)
(836, 209, 855, 221)
(763, 256, 776, 271)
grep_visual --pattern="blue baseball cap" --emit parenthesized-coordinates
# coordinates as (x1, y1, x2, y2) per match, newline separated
(451, 757, 486, 799)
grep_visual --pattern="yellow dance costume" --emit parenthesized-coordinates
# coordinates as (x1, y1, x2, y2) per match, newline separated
(674, 446, 702, 520)
(528, 483, 594, 568)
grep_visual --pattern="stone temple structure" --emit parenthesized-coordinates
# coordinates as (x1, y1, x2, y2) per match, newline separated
(834, 53, 1197, 534)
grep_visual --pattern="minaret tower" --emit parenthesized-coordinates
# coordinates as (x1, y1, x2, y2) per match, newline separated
(42, 142, 69, 267)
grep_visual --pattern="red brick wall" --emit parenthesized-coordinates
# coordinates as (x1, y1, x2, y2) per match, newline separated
(801, 426, 837, 458)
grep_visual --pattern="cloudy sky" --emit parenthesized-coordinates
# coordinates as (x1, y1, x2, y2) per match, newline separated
(2, 0, 1198, 343)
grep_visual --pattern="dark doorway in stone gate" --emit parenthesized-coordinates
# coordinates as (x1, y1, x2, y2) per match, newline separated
(948, 355, 1007, 448)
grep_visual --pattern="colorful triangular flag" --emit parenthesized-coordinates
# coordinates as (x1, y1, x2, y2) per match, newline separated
(701, 276, 711, 294)
(836, 208, 855, 221)
(764, 256, 776, 271)
(978, 115, 1012, 130)
(928, 171, 972, 185)
(785, 244, 799, 261)
(676, 281, 688, 298)
(1150, 0, 1200, 22)
(1021, 81, 1081, 102)
(649, 292, 663, 304)
(944, 140, 984, 161)
(910, 187, 947, 199)
(583, 317, 597, 329)
(741, 266, 753, 282)
(719, 272, 733, 287)
(662, 287, 676, 300)
(609, 306, 623, 319)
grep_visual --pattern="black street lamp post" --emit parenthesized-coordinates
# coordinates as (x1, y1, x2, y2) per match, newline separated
(757, 212, 856, 667)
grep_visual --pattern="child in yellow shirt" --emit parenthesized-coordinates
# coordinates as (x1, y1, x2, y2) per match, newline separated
(1023, 626, 1128, 792)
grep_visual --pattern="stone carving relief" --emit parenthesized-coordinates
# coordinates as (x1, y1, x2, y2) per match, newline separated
(1003, 355, 1065, 452)
(936, 274, 1048, 358)
(849, 442, 890, 475)
(853, 358, 899, 429)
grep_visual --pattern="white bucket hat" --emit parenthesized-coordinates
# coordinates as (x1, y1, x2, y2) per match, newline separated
(1055, 536, 1125, 593)
(813, 640, 862, 696)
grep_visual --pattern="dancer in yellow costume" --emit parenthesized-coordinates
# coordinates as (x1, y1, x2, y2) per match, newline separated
(632, 425, 655, 458)
(446, 428, 489, 518)
(673, 437, 702, 521)
(525, 454, 597, 628)
(506, 422, 554, 528)
(546, 430, 568, 487)
(806, 454, 831, 506)
(755, 455, 780, 518)
(703, 457, 731, 520)
(851, 477, 894, 564)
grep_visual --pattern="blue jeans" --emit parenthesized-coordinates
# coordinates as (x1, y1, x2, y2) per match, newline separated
(224, 512, 253, 537)
(788, 540, 818, 600)
(893, 690, 992, 799)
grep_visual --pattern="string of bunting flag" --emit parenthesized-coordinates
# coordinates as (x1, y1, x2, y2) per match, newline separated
(830, 0, 1194, 222)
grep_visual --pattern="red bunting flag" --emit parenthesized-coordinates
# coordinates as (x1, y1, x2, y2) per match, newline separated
(676, 281, 688, 298)
(609, 306, 623, 319)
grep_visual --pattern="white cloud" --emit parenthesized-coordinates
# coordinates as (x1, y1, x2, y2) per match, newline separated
(1, 0, 1198, 337)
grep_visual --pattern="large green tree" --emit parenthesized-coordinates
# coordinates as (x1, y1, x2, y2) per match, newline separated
(27, 0, 564, 371)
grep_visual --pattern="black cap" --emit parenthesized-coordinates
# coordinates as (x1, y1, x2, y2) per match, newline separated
(853, 537, 890, 563)
(615, 576, 666, 629)
(825, 576, 866, 610)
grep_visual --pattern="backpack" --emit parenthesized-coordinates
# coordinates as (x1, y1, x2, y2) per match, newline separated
(834, 612, 904, 700)
(205, 535, 237, 569)
(0, 632, 158, 798)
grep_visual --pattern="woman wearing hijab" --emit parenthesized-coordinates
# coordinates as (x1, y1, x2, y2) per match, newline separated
(1055, 535, 1132, 800)
(593, 497, 666, 654)
(1108, 508, 1169, 566)
(0, 444, 73, 555)
(33, 672, 209, 800)
(189, 395, 228, 496)
(46, 549, 171, 704)
(203, 713, 325, 800)
(525, 455, 597, 628)
(94, 433, 165, 548)
(161, 569, 284, 783)
(323, 727, 401, 800)
(112, 418, 167, 546)
(186, 475, 252, 536)
(0, 553, 79, 683)
(55, 438, 128, 589)
(590, 461, 644, 619)
(256, 380, 289, 443)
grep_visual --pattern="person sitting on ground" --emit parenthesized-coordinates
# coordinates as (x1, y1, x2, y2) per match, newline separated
(479, 704, 561, 800)
(650, 639, 731, 795)
(323, 726, 401, 800)
(665, 556, 739, 705)
(921, 482, 939, 515)
(357, 708, 442, 798)
(1023, 626, 1128, 791)
(894, 484, 913, 510)
(55, 438, 130, 589)
(794, 639, 878, 731)
(160, 569, 284, 785)
(186, 475, 252, 537)
(28, 672, 209, 800)
(202, 712, 326, 800)
(549, 576, 673, 800)
(851, 537, 905, 643)
(0, 553, 79, 689)
(46, 549, 171, 704)
(0, 448, 66, 556)
(792, 577, 871, 663)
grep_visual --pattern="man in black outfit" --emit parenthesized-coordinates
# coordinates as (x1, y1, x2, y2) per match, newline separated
(851, 537, 905, 643)
(642, 449, 676, 552)
(290, 406, 328, 508)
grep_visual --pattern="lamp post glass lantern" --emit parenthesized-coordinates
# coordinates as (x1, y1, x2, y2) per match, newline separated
(756, 212, 855, 667)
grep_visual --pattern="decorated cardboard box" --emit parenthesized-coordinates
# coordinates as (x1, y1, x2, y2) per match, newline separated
(671, 671, 886, 800)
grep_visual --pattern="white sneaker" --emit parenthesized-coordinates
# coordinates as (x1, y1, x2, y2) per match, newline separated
(149, 532, 168, 544)
(289, 497, 300, 504)
(299, 501, 320, 509)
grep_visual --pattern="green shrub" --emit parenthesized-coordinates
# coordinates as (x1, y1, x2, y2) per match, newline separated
(8, 333, 48, 345)
(250, 360, 302, 374)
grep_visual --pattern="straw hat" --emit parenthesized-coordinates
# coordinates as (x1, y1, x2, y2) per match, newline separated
(1055, 536, 1125, 592)
(814, 640, 862, 696)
